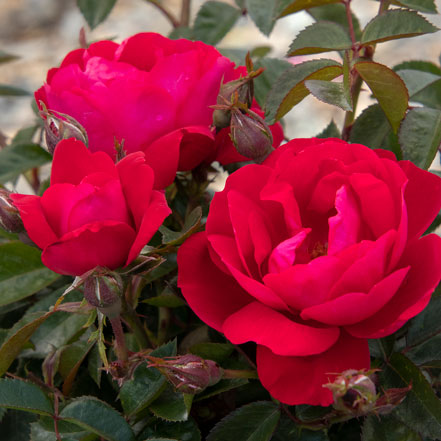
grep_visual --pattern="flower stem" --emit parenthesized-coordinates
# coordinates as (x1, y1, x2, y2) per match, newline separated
(143, 0, 180, 28)
(223, 369, 259, 379)
(344, 0, 356, 47)
(109, 316, 128, 362)
(180, 0, 191, 27)
(122, 306, 152, 349)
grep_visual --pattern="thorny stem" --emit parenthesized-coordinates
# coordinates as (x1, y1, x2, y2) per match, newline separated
(342, 74, 363, 141)
(143, 0, 180, 28)
(53, 393, 62, 441)
(109, 316, 129, 362)
(180, 0, 191, 27)
(343, 0, 356, 46)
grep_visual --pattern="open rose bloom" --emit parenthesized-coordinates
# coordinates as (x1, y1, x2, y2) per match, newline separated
(11, 139, 170, 276)
(35, 33, 283, 188)
(178, 138, 441, 405)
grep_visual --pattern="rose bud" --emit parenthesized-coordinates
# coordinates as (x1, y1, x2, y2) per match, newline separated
(0, 188, 24, 233)
(230, 108, 274, 163)
(83, 271, 123, 318)
(42, 109, 88, 155)
(324, 369, 377, 415)
(147, 354, 223, 394)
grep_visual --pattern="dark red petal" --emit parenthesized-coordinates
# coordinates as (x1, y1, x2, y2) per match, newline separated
(42, 221, 136, 276)
(223, 301, 340, 356)
(177, 127, 215, 171)
(177, 232, 252, 332)
(10, 194, 57, 249)
(256, 331, 370, 405)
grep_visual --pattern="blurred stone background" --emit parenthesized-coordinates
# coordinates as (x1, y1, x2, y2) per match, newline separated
(0, 0, 440, 141)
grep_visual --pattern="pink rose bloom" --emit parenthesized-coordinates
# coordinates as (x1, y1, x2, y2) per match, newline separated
(11, 139, 170, 276)
(35, 33, 283, 189)
(178, 138, 441, 406)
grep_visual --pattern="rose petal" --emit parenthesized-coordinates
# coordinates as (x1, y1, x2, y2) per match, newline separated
(256, 331, 370, 406)
(400, 160, 441, 239)
(177, 126, 215, 170)
(126, 190, 171, 265)
(301, 266, 409, 325)
(116, 152, 154, 227)
(42, 221, 136, 276)
(177, 232, 252, 332)
(223, 301, 340, 356)
(10, 194, 57, 249)
(346, 234, 441, 338)
(51, 139, 117, 186)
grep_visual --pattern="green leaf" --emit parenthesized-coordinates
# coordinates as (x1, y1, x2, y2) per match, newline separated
(399, 107, 441, 169)
(0, 311, 54, 376)
(29, 307, 89, 358)
(361, 9, 438, 46)
(245, 0, 292, 36)
(407, 291, 441, 347)
(160, 206, 202, 246)
(373, 0, 438, 14)
(253, 58, 292, 106)
(0, 241, 59, 306)
(362, 414, 421, 441)
(190, 342, 234, 363)
(143, 291, 186, 308)
(308, 4, 362, 40)
(0, 50, 19, 64)
(87, 341, 102, 387)
(194, 1, 241, 45)
(349, 104, 391, 147)
(30, 422, 86, 441)
(0, 378, 53, 415)
(2, 410, 37, 441)
(407, 334, 441, 366)
(195, 378, 249, 401)
(139, 418, 201, 441)
(305, 80, 352, 110)
(150, 386, 192, 422)
(396, 69, 441, 97)
(280, 0, 340, 16)
(119, 340, 177, 416)
(355, 61, 408, 133)
(272, 414, 329, 440)
(11, 126, 39, 146)
(0, 84, 30, 96)
(207, 401, 280, 441)
(0, 143, 52, 184)
(60, 396, 135, 441)
(265, 59, 342, 123)
(288, 21, 352, 56)
(383, 353, 441, 439)
(76, 0, 117, 29)
(316, 119, 341, 138)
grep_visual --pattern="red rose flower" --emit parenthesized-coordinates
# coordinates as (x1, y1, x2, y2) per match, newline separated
(35, 33, 283, 188)
(11, 138, 170, 276)
(177, 138, 441, 406)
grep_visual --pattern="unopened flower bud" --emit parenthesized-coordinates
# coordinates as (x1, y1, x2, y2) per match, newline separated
(0, 188, 24, 233)
(147, 354, 223, 394)
(40, 105, 88, 154)
(83, 272, 122, 318)
(230, 108, 274, 163)
(324, 369, 377, 416)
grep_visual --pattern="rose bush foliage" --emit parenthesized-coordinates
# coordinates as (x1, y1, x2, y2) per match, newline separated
(11, 138, 170, 276)
(35, 32, 283, 188)
(178, 138, 441, 405)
